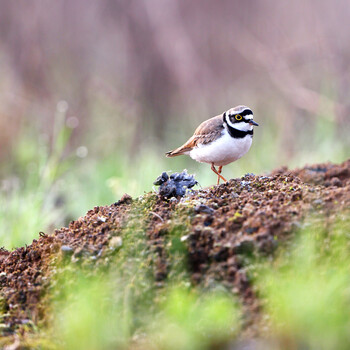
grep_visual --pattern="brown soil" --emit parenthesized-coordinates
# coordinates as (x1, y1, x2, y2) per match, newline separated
(0, 159, 349, 339)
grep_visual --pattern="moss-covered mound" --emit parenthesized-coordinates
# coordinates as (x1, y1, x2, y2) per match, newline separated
(0, 159, 349, 346)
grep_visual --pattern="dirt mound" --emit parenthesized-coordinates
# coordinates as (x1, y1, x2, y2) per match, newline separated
(0, 159, 349, 337)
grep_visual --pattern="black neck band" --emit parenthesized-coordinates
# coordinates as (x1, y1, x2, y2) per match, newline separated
(226, 124, 253, 138)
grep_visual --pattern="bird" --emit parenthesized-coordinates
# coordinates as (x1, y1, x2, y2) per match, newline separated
(166, 105, 259, 185)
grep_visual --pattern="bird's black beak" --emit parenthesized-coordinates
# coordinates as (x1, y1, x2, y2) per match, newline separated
(249, 120, 259, 126)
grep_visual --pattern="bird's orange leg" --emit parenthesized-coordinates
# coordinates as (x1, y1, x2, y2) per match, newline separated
(211, 163, 227, 185)
(218, 166, 227, 184)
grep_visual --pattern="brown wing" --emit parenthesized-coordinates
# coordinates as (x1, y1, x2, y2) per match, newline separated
(166, 115, 224, 157)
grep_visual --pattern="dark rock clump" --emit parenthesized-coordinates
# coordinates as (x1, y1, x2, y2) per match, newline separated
(153, 170, 198, 198)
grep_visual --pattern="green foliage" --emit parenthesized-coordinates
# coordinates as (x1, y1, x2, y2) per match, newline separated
(164, 208, 193, 284)
(0, 105, 73, 248)
(53, 274, 126, 350)
(258, 213, 350, 350)
(148, 288, 239, 350)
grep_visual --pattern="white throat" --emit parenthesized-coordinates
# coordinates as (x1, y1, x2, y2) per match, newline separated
(225, 117, 253, 132)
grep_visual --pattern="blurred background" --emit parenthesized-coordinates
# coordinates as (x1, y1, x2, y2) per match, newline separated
(0, 0, 349, 247)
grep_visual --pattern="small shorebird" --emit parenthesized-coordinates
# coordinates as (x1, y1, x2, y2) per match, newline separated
(166, 106, 259, 185)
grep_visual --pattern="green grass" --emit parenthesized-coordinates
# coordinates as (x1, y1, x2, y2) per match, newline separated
(147, 288, 239, 350)
(258, 213, 350, 349)
(0, 108, 73, 248)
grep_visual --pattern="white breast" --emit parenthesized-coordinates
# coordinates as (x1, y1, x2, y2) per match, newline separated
(189, 129, 252, 166)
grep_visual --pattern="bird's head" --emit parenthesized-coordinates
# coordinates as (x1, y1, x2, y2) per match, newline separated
(223, 105, 258, 131)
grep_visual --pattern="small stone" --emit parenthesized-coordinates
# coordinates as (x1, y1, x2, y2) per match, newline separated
(194, 204, 214, 214)
(119, 193, 133, 205)
(313, 199, 324, 206)
(330, 177, 342, 187)
(60, 245, 73, 255)
(110, 236, 123, 249)
(245, 227, 258, 234)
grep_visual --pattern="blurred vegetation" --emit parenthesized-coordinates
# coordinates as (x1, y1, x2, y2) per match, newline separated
(52, 276, 239, 350)
(257, 212, 350, 349)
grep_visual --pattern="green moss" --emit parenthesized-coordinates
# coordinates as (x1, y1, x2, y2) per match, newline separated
(164, 206, 193, 284)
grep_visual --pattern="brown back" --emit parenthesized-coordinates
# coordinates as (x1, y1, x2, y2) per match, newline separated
(166, 114, 224, 157)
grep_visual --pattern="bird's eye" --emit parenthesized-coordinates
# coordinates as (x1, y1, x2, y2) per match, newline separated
(235, 114, 242, 121)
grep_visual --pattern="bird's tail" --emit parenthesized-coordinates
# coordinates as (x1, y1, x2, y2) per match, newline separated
(165, 150, 180, 157)
(165, 147, 190, 157)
